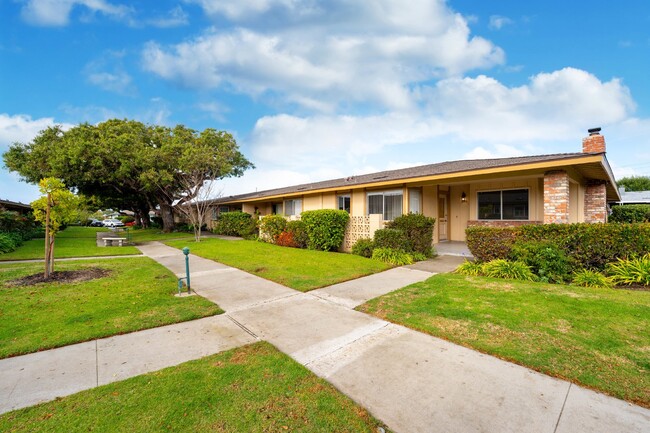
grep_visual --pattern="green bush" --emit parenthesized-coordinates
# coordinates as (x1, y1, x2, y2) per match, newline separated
(372, 247, 414, 266)
(119, 216, 136, 224)
(455, 260, 485, 276)
(465, 226, 518, 262)
(411, 252, 428, 262)
(510, 241, 571, 283)
(285, 220, 308, 249)
(351, 238, 374, 258)
(482, 259, 537, 281)
(0, 210, 40, 241)
(571, 269, 612, 288)
(258, 214, 287, 243)
(607, 254, 650, 286)
(610, 205, 650, 223)
(373, 228, 411, 252)
(386, 213, 436, 257)
(301, 209, 349, 251)
(466, 223, 650, 271)
(0, 231, 21, 254)
(213, 211, 258, 239)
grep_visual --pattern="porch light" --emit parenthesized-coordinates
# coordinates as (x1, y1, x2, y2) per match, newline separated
(461, 192, 467, 203)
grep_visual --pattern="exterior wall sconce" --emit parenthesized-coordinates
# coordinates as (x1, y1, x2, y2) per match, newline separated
(461, 192, 467, 203)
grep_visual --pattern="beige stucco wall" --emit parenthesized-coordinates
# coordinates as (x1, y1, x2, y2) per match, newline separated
(242, 203, 257, 215)
(351, 190, 366, 216)
(422, 185, 437, 243)
(303, 194, 321, 212)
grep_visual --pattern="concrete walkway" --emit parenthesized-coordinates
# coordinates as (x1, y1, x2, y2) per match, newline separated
(2, 243, 649, 433)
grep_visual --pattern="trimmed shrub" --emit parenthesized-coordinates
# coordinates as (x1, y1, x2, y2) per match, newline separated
(465, 226, 518, 262)
(466, 223, 650, 271)
(610, 205, 650, 223)
(482, 259, 537, 281)
(455, 260, 485, 276)
(286, 220, 308, 249)
(372, 247, 414, 266)
(571, 269, 612, 289)
(119, 216, 135, 224)
(510, 241, 572, 283)
(607, 254, 650, 286)
(213, 211, 258, 239)
(0, 210, 40, 241)
(386, 213, 436, 257)
(301, 209, 349, 251)
(0, 232, 21, 254)
(373, 228, 411, 252)
(258, 214, 287, 243)
(275, 231, 298, 248)
(351, 238, 375, 258)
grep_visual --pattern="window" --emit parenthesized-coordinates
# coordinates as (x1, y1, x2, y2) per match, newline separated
(337, 194, 351, 213)
(212, 206, 230, 220)
(408, 188, 422, 214)
(284, 199, 302, 216)
(272, 203, 283, 215)
(478, 189, 529, 220)
(367, 190, 403, 220)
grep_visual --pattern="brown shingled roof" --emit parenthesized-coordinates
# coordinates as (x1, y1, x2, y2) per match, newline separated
(214, 152, 600, 203)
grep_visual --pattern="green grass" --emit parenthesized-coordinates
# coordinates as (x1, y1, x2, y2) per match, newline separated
(358, 273, 650, 408)
(0, 227, 140, 260)
(127, 228, 196, 243)
(0, 342, 387, 433)
(165, 238, 392, 291)
(0, 257, 223, 358)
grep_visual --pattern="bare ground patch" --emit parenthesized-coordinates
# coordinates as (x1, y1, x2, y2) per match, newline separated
(7, 268, 111, 287)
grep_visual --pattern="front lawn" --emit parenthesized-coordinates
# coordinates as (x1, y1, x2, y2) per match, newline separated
(0, 226, 140, 261)
(0, 342, 386, 433)
(0, 258, 223, 358)
(358, 273, 650, 408)
(165, 238, 392, 291)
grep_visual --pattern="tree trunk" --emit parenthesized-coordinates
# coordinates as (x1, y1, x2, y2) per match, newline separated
(159, 201, 175, 233)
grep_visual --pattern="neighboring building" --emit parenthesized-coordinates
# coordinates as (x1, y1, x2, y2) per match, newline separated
(616, 189, 650, 205)
(210, 128, 619, 250)
(0, 199, 32, 215)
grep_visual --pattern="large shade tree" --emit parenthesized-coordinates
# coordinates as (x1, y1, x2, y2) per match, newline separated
(4, 119, 253, 232)
(618, 176, 650, 192)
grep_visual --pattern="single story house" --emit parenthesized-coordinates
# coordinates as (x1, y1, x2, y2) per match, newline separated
(210, 128, 619, 251)
(0, 199, 32, 215)
(616, 189, 650, 205)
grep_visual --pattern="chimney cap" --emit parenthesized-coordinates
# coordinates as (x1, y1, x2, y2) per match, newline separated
(588, 127, 602, 135)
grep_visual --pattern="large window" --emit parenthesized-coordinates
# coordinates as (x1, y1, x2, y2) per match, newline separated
(478, 189, 529, 220)
(284, 199, 302, 216)
(337, 194, 351, 213)
(367, 190, 403, 220)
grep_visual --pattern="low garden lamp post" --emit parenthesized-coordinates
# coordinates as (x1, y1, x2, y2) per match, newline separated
(178, 247, 191, 294)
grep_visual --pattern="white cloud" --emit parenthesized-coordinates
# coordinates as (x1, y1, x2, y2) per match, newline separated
(463, 144, 526, 159)
(143, 0, 504, 110)
(489, 15, 513, 30)
(21, 0, 132, 26)
(146, 6, 189, 28)
(83, 50, 135, 95)
(0, 113, 72, 150)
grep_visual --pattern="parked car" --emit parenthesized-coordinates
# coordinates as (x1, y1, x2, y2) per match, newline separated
(89, 219, 104, 227)
(102, 218, 125, 228)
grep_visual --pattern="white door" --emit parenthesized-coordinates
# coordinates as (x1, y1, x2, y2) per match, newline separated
(438, 195, 448, 241)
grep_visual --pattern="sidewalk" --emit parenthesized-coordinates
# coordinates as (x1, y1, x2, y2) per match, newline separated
(2, 242, 649, 433)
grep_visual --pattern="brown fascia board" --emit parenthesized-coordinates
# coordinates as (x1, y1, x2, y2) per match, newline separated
(214, 152, 605, 205)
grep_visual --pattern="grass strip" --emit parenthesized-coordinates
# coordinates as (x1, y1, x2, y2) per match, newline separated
(0, 342, 387, 433)
(0, 227, 139, 260)
(165, 238, 391, 291)
(0, 257, 222, 358)
(358, 273, 650, 408)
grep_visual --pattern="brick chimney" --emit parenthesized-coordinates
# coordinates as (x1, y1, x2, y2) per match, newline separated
(582, 127, 606, 153)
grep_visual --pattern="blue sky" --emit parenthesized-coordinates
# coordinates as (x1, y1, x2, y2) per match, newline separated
(2, 0, 649, 204)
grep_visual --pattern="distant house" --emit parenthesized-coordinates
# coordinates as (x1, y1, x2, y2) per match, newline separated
(210, 128, 619, 250)
(0, 199, 32, 215)
(616, 189, 650, 205)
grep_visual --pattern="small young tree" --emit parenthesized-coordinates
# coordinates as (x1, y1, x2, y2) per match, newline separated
(173, 178, 220, 242)
(31, 178, 81, 278)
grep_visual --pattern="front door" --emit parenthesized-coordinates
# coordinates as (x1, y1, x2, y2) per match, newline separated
(438, 195, 448, 241)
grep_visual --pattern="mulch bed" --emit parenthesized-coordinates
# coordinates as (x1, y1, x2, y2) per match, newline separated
(8, 268, 111, 287)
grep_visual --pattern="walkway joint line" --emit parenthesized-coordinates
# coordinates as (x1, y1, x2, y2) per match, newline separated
(95, 340, 99, 387)
(226, 315, 259, 339)
(553, 383, 572, 433)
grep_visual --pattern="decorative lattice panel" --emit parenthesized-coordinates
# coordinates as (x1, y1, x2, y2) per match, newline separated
(342, 216, 373, 252)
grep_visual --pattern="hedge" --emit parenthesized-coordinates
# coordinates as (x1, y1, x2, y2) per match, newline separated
(259, 214, 287, 242)
(374, 228, 412, 252)
(610, 205, 650, 223)
(301, 209, 349, 251)
(466, 223, 650, 271)
(212, 211, 258, 239)
(386, 213, 436, 257)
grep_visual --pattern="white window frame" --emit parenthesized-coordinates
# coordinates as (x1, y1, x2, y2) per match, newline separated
(284, 199, 302, 216)
(367, 190, 403, 220)
(408, 188, 422, 214)
(337, 194, 351, 213)
(477, 188, 530, 221)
